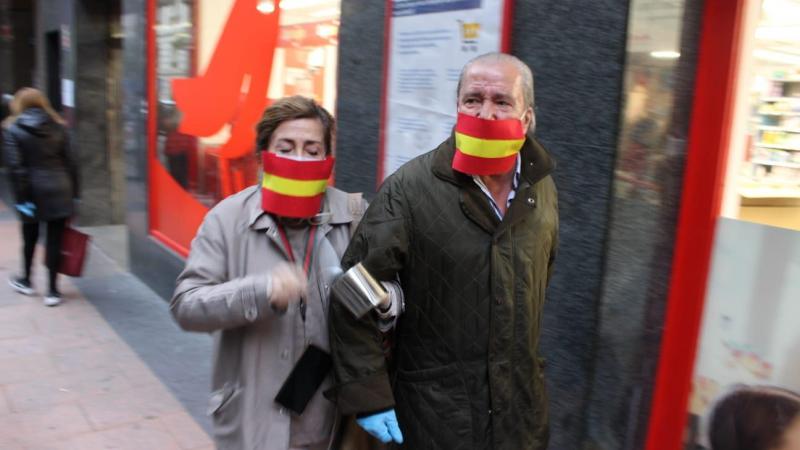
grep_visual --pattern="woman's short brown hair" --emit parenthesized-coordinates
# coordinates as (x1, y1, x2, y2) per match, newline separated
(709, 385, 800, 450)
(255, 96, 335, 155)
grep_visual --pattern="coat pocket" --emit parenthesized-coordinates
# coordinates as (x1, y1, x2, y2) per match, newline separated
(207, 383, 243, 444)
(395, 363, 472, 448)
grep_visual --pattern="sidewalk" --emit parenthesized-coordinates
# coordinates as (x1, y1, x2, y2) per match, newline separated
(0, 201, 213, 449)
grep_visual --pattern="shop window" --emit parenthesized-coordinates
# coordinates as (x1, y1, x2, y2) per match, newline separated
(149, 0, 341, 253)
(723, 0, 800, 231)
(687, 2, 800, 450)
(585, 0, 704, 448)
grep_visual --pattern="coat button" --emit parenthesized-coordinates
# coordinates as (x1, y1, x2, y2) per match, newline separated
(526, 197, 536, 206)
(281, 349, 289, 359)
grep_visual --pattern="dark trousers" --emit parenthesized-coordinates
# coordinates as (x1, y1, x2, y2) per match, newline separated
(21, 218, 67, 293)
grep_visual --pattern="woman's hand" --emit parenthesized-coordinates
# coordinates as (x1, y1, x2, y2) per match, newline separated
(268, 262, 307, 313)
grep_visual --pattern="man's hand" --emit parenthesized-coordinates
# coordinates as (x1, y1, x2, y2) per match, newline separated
(268, 262, 307, 313)
(15, 202, 36, 218)
(356, 409, 404, 444)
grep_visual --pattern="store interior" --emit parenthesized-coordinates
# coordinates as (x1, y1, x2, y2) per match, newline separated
(723, 0, 800, 231)
(685, 2, 800, 448)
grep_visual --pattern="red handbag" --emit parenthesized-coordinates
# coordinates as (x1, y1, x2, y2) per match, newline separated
(59, 226, 90, 277)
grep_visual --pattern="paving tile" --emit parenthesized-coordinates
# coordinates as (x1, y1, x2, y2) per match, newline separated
(0, 437, 26, 450)
(50, 340, 133, 373)
(0, 316, 38, 340)
(0, 294, 27, 307)
(0, 304, 36, 320)
(3, 381, 75, 413)
(78, 388, 148, 430)
(159, 411, 214, 449)
(36, 420, 183, 450)
(0, 353, 59, 384)
(128, 383, 186, 418)
(0, 386, 11, 415)
(0, 403, 93, 445)
(0, 204, 209, 446)
(4, 370, 133, 413)
(76, 380, 183, 431)
(0, 335, 50, 359)
(118, 356, 162, 387)
(87, 420, 184, 450)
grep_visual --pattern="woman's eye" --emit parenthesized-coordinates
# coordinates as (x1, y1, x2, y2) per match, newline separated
(277, 147, 292, 153)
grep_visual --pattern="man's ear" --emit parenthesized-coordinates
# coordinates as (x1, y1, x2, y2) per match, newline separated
(523, 106, 535, 133)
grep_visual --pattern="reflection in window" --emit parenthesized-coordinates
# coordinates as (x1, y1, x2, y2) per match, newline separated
(584, 0, 703, 449)
(155, 0, 196, 191)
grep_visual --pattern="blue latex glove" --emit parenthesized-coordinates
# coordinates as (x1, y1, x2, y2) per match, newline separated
(15, 202, 36, 217)
(356, 409, 404, 444)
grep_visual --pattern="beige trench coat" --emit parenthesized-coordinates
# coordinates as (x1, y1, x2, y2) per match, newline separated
(171, 185, 365, 450)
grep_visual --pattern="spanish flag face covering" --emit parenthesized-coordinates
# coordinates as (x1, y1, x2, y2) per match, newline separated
(261, 152, 334, 218)
(452, 113, 526, 176)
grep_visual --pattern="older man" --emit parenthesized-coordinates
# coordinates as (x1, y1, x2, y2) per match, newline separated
(327, 53, 559, 449)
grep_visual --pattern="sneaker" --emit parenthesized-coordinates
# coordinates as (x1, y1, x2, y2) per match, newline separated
(43, 292, 62, 307)
(9, 277, 35, 296)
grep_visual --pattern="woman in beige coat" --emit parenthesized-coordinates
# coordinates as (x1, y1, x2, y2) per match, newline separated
(171, 96, 392, 450)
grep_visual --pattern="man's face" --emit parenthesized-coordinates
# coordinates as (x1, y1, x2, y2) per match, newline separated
(457, 61, 534, 130)
(268, 118, 326, 160)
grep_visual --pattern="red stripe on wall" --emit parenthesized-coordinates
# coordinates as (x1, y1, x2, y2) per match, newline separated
(376, 0, 393, 187)
(147, 0, 157, 233)
(501, 0, 513, 53)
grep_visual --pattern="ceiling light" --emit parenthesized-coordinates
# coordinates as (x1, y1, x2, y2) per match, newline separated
(650, 50, 681, 59)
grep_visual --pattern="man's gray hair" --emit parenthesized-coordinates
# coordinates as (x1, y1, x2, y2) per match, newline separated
(456, 52, 535, 109)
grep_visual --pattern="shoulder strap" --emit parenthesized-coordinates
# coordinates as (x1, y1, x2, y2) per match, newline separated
(347, 192, 365, 238)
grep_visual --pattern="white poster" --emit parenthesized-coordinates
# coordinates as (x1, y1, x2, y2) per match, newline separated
(61, 79, 74, 108)
(381, 0, 511, 181)
(686, 218, 800, 448)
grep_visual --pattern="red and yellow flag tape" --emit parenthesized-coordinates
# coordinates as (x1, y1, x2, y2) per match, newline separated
(261, 152, 334, 218)
(452, 113, 525, 175)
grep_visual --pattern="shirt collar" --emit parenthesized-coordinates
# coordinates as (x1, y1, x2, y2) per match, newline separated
(472, 154, 522, 219)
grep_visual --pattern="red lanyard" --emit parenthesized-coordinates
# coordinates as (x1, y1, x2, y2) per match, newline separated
(276, 225, 318, 276)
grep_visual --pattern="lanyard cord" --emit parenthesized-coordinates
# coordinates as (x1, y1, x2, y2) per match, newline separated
(276, 225, 318, 276)
(276, 225, 318, 322)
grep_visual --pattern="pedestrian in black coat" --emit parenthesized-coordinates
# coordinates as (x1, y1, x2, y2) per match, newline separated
(3, 88, 79, 306)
